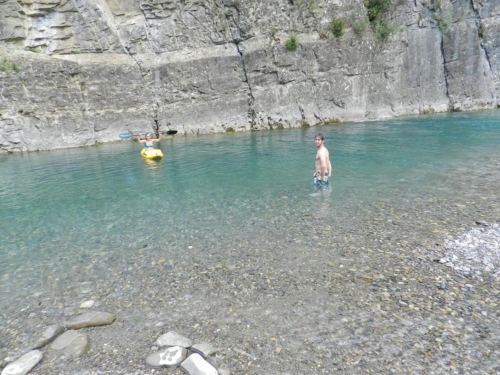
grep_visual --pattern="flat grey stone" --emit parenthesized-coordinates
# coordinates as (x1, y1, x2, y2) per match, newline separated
(63, 333, 89, 358)
(191, 343, 218, 358)
(218, 367, 231, 375)
(180, 353, 218, 375)
(32, 324, 65, 349)
(51, 330, 80, 351)
(1, 350, 43, 375)
(156, 331, 192, 348)
(65, 311, 116, 329)
(146, 346, 186, 367)
(51, 330, 89, 358)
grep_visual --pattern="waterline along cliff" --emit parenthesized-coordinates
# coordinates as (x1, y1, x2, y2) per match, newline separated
(0, 0, 499, 152)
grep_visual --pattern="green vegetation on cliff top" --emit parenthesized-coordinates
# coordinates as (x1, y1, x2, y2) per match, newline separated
(364, 0, 394, 41)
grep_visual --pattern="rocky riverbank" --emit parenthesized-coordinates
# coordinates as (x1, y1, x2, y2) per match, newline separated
(2, 216, 499, 373)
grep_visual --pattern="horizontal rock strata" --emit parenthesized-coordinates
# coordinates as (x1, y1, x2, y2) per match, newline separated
(1, 0, 499, 152)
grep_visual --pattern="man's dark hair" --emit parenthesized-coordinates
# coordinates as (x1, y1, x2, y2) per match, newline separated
(315, 133, 324, 141)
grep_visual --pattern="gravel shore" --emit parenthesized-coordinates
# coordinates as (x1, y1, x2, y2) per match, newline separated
(1, 157, 499, 375)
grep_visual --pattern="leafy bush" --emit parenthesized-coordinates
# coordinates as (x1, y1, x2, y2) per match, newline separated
(434, 10, 452, 33)
(1, 60, 9, 72)
(352, 19, 369, 37)
(367, 5, 380, 22)
(28, 47, 38, 53)
(1, 60, 19, 73)
(285, 36, 298, 51)
(331, 18, 345, 38)
(365, 0, 391, 22)
(364, 0, 394, 41)
(431, 0, 442, 10)
(373, 20, 394, 41)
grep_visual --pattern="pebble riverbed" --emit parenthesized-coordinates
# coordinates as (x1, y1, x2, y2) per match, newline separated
(1, 156, 500, 375)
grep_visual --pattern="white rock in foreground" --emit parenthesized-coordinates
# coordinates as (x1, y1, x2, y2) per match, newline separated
(146, 346, 186, 367)
(181, 353, 218, 375)
(1, 350, 43, 375)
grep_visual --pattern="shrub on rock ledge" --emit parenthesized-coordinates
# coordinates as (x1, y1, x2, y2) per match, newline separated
(285, 36, 298, 51)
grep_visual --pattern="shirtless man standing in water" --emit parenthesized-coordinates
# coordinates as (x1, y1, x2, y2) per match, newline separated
(314, 133, 332, 188)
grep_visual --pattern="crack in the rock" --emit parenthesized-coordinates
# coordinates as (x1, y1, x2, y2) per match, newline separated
(439, 32, 451, 107)
(468, 0, 493, 76)
(234, 42, 256, 127)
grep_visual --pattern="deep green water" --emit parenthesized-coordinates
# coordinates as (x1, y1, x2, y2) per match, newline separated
(1, 111, 500, 294)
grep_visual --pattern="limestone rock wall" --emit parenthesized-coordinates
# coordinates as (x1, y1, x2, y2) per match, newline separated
(0, 0, 499, 152)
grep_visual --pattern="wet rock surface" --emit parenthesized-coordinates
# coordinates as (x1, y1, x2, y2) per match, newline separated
(31, 325, 64, 350)
(65, 311, 116, 330)
(1, 158, 500, 374)
(1, 350, 43, 375)
(50, 330, 89, 358)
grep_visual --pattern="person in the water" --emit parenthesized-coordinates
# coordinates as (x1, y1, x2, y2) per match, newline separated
(314, 133, 331, 188)
(138, 132, 161, 149)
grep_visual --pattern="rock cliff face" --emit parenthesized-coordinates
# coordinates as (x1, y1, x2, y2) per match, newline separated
(0, 0, 499, 152)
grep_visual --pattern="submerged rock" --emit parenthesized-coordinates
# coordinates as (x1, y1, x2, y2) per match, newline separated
(32, 324, 65, 349)
(63, 334, 89, 358)
(1, 350, 43, 375)
(51, 330, 80, 351)
(79, 300, 95, 309)
(50, 330, 89, 358)
(65, 311, 116, 329)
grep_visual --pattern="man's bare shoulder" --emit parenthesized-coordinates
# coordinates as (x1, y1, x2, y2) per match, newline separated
(318, 146, 329, 157)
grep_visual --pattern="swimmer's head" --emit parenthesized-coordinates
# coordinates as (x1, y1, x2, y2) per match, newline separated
(145, 133, 152, 138)
(315, 133, 324, 141)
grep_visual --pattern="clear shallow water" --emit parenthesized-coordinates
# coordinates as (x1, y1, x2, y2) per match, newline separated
(1, 111, 500, 294)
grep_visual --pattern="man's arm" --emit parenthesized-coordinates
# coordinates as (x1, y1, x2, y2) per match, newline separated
(318, 152, 328, 180)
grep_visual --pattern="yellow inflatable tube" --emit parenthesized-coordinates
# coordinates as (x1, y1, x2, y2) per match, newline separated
(141, 148, 163, 159)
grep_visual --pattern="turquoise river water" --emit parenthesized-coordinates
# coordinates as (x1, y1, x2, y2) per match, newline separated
(2, 110, 500, 288)
(1, 110, 500, 373)
(2, 111, 500, 264)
